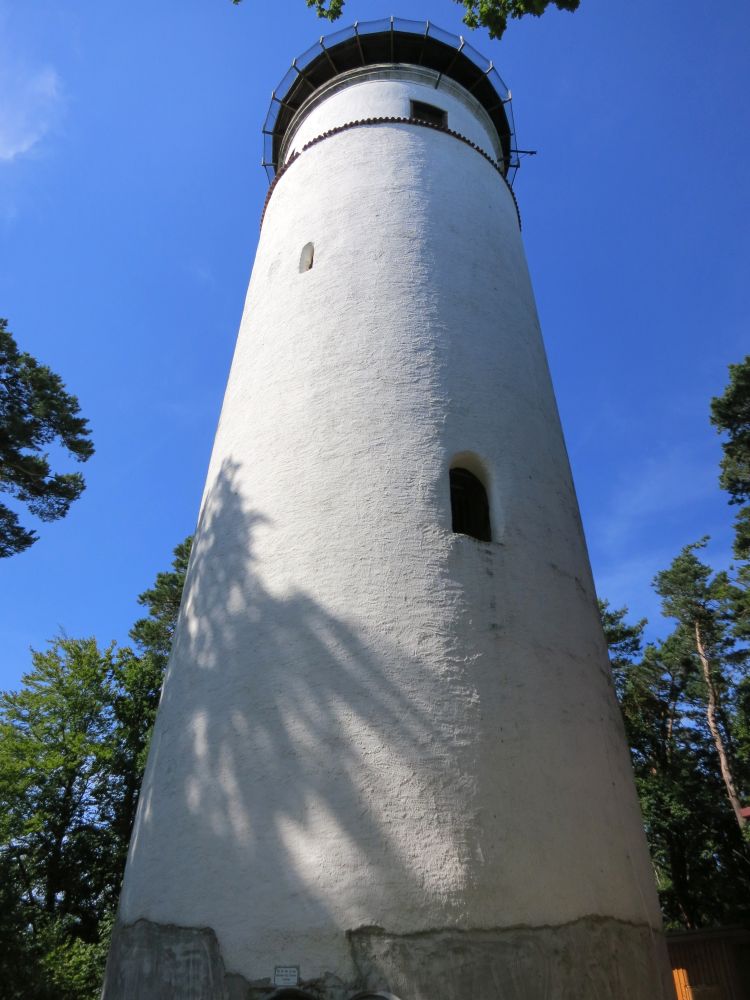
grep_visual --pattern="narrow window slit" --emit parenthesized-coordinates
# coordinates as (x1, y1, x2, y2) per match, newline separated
(299, 242, 314, 272)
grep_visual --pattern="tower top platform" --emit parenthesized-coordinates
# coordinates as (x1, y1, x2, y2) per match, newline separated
(262, 16, 516, 181)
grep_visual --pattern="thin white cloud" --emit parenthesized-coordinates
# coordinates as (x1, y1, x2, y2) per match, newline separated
(592, 445, 717, 553)
(594, 538, 736, 640)
(185, 260, 217, 287)
(0, 56, 63, 162)
(594, 549, 675, 621)
(587, 443, 733, 634)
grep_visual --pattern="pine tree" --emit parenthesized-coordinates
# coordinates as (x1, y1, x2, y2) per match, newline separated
(653, 541, 748, 833)
(0, 318, 94, 557)
(600, 601, 750, 927)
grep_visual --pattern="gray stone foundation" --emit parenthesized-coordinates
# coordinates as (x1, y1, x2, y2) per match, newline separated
(101, 916, 675, 999)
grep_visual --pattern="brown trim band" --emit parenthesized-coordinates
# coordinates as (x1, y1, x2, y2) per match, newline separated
(259, 116, 522, 231)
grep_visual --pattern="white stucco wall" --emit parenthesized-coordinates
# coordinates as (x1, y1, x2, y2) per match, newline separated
(118, 70, 664, 988)
(283, 67, 503, 164)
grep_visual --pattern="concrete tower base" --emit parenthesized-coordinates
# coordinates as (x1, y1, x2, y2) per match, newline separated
(104, 916, 674, 1000)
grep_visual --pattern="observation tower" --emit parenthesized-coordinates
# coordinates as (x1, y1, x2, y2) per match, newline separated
(104, 18, 674, 1000)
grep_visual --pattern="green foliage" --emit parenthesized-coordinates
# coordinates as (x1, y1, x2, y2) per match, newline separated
(0, 638, 121, 997)
(598, 598, 645, 696)
(711, 358, 750, 657)
(653, 542, 747, 729)
(232, 0, 580, 40)
(654, 539, 715, 625)
(733, 507, 750, 563)
(711, 356, 750, 509)
(734, 674, 750, 796)
(600, 529, 750, 927)
(601, 602, 750, 928)
(0, 539, 190, 998)
(39, 912, 114, 1000)
(130, 535, 192, 661)
(0, 318, 94, 557)
(302, 0, 345, 23)
(654, 541, 747, 677)
(454, 0, 580, 39)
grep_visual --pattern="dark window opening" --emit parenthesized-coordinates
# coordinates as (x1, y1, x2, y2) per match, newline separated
(410, 100, 447, 128)
(450, 467, 491, 542)
(266, 991, 317, 1000)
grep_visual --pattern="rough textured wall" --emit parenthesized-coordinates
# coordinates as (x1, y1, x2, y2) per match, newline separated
(106, 70, 672, 999)
(283, 68, 502, 163)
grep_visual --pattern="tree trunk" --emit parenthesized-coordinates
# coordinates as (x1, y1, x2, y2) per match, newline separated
(666, 830, 696, 928)
(694, 621, 747, 832)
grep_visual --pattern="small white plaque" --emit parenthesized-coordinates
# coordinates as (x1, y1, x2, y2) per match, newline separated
(274, 965, 300, 987)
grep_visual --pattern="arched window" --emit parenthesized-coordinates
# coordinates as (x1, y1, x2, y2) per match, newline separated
(299, 242, 314, 272)
(450, 466, 491, 542)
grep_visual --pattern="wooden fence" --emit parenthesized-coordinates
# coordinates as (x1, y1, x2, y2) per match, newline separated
(668, 927, 750, 1000)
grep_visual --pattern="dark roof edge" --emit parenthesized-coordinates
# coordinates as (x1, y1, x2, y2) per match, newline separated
(262, 17, 516, 182)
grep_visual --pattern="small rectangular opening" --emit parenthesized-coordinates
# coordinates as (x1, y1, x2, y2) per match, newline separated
(410, 100, 447, 128)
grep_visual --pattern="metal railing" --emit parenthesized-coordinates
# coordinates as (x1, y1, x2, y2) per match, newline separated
(261, 17, 519, 184)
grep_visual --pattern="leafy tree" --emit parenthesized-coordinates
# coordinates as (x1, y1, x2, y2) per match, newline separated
(233, 0, 580, 40)
(0, 538, 191, 999)
(0, 638, 121, 998)
(105, 536, 192, 873)
(453, 0, 580, 38)
(0, 318, 94, 557)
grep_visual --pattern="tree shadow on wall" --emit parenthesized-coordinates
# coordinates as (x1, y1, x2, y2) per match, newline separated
(123, 458, 451, 991)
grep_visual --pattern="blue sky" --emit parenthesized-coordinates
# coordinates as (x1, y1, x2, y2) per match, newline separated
(1, 0, 748, 691)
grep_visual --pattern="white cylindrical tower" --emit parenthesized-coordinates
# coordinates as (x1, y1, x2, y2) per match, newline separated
(104, 19, 674, 1000)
